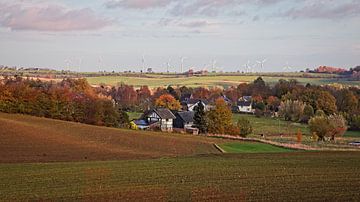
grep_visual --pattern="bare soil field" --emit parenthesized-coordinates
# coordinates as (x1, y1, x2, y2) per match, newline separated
(0, 113, 224, 163)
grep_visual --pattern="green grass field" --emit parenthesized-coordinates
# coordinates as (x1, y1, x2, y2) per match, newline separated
(1, 152, 360, 201)
(219, 142, 294, 153)
(86, 75, 359, 88)
(232, 114, 309, 135)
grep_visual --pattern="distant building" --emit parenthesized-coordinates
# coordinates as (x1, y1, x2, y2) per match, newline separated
(182, 99, 211, 112)
(141, 108, 176, 132)
(237, 96, 254, 114)
(315, 66, 347, 74)
(173, 111, 194, 129)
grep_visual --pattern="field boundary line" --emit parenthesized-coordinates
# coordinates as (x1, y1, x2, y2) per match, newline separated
(207, 134, 360, 152)
(213, 144, 226, 153)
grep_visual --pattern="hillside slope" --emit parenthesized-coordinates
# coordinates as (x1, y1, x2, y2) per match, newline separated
(0, 113, 222, 163)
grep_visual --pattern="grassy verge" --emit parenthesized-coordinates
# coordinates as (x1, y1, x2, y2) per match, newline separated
(219, 142, 295, 153)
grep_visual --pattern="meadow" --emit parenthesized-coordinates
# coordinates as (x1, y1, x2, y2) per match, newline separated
(1, 152, 360, 201)
(86, 74, 359, 88)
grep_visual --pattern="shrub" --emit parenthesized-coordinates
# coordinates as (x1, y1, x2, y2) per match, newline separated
(237, 118, 253, 137)
(301, 104, 314, 123)
(308, 114, 347, 141)
(279, 100, 305, 122)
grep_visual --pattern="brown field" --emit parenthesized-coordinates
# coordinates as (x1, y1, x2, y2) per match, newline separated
(0, 113, 225, 163)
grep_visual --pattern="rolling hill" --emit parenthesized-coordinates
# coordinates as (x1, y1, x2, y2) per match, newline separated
(0, 113, 223, 163)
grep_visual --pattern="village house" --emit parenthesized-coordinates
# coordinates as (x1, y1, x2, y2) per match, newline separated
(182, 99, 210, 111)
(140, 108, 176, 132)
(237, 96, 254, 114)
(173, 111, 194, 129)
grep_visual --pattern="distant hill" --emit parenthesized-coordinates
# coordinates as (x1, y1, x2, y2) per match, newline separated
(0, 113, 222, 163)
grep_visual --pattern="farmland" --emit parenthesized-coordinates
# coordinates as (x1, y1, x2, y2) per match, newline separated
(86, 74, 360, 88)
(1, 152, 360, 201)
(0, 112, 226, 163)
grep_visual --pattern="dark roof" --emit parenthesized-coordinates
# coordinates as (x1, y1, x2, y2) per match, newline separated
(156, 108, 176, 119)
(240, 96, 252, 102)
(237, 101, 252, 107)
(184, 99, 209, 105)
(176, 111, 194, 123)
(133, 119, 149, 126)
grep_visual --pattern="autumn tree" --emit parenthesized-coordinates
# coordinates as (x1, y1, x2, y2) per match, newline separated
(155, 94, 181, 110)
(279, 100, 305, 122)
(206, 98, 232, 134)
(335, 89, 358, 114)
(309, 114, 347, 141)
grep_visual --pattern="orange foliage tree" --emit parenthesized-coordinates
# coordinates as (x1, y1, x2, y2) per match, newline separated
(155, 94, 181, 110)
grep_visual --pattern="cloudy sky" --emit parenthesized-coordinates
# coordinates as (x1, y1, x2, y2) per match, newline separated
(0, 0, 359, 72)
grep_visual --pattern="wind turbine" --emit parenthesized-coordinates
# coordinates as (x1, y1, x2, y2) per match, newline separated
(283, 62, 292, 72)
(64, 58, 71, 72)
(78, 58, 83, 73)
(256, 59, 267, 72)
(98, 56, 103, 70)
(212, 59, 217, 73)
(243, 60, 254, 73)
(180, 56, 187, 73)
(141, 54, 146, 73)
(166, 58, 171, 73)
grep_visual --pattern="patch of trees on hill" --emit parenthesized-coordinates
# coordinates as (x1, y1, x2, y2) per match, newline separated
(0, 77, 129, 128)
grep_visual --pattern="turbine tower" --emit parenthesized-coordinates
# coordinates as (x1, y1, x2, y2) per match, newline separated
(141, 54, 146, 73)
(180, 56, 186, 73)
(98, 56, 103, 70)
(166, 58, 171, 73)
(212, 59, 217, 72)
(256, 59, 267, 72)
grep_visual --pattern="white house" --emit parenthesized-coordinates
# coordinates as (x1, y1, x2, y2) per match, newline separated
(237, 96, 254, 114)
(142, 108, 176, 132)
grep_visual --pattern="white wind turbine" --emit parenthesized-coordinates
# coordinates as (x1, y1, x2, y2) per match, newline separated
(98, 56, 103, 70)
(256, 59, 267, 72)
(243, 60, 254, 73)
(180, 56, 187, 73)
(166, 58, 171, 73)
(211, 59, 217, 72)
(64, 58, 71, 71)
(141, 54, 146, 73)
(283, 62, 293, 72)
(78, 58, 83, 73)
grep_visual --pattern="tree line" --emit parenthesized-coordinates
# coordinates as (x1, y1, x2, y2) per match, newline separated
(0, 77, 129, 128)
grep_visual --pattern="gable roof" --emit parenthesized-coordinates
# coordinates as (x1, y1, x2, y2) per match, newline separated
(176, 111, 194, 123)
(156, 108, 176, 119)
(184, 99, 209, 105)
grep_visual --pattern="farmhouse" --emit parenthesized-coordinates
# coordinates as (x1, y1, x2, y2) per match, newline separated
(237, 96, 254, 113)
(173, 111, 194, 129)
(182, 99, 210, 111)
(141, 108, 176, 132)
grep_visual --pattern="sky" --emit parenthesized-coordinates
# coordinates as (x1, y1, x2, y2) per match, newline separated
(0, 0, 359, 72)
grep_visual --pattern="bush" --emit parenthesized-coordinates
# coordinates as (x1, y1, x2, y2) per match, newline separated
(308, 114, 347, 141)
(237, 118, 253, 137)
(279, 100, 305, 122)
(301, 104, 314, 123)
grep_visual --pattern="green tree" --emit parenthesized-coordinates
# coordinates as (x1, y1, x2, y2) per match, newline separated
(193, 102, 207, 133)
(237, 117, 253, 137)
(301, 104, 314, 123)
